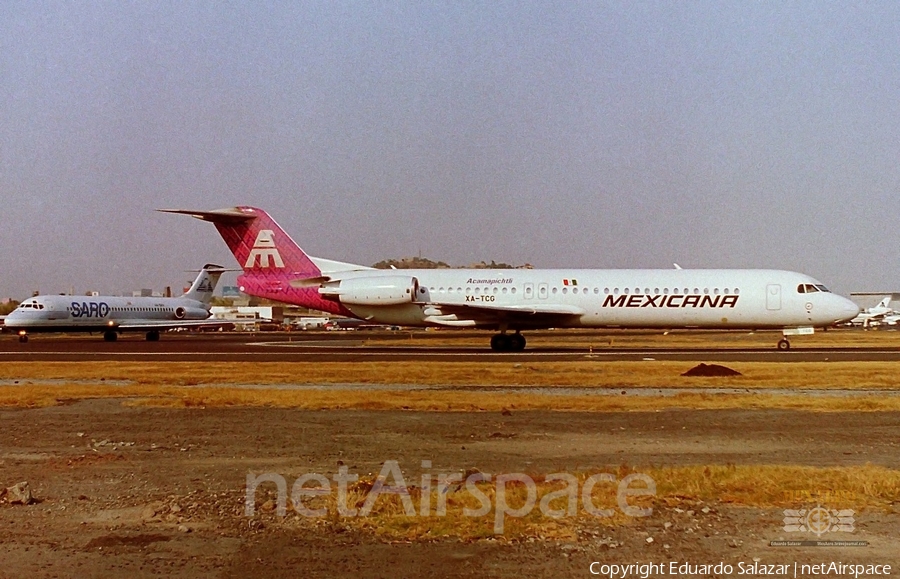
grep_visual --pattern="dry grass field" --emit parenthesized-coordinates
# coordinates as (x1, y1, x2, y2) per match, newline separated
(1, 356, 900, 411)
(289, 464, 900, 542)
(7, 358, 900, 388)
(2, 330, 898, 575)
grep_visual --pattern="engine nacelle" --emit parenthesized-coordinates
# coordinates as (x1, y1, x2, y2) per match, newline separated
(319, 276, 418, 306)
(173, 306, 209, 320)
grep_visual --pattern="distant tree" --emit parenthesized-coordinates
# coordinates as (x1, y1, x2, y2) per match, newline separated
(0, 300, 20, 316)
(373, 257, 451, 269)
(373, 257, 531, 270)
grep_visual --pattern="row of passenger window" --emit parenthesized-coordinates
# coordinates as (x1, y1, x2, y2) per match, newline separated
(424, 286, 742, 296)
(607, 287, 740, 296)
(65, 306, 171, 312)
(426, 287, 519, 294)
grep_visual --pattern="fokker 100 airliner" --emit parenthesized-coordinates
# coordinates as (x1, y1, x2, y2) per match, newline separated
(5, 264, 229, 342)
(162, 207, 859, 351)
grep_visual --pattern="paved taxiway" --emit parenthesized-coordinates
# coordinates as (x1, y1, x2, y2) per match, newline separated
(3, 331, 900, 362)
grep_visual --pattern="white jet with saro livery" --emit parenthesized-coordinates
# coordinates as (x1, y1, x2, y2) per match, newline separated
(161, 206, 860, 351)
(5, 264, 231, 343)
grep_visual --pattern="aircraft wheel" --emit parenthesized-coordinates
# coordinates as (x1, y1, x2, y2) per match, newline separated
(104, 331, 118, 342)
(18, 334, 28, 343)
(146, 330, 160, 342)
(777, 338, 790, 351)
(490, 334, 511, 351)
(509, 333, 526, 351)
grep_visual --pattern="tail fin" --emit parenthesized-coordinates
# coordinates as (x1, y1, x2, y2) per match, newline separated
(159, 206, 321, 277)
(183, 264, 226, 304)
(162, 206, 351, 315)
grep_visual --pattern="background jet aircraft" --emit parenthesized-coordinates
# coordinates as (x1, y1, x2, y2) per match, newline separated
(849, 296, 895, 327)
(5, 264, 229, 342)
(162, 207, 859, 351)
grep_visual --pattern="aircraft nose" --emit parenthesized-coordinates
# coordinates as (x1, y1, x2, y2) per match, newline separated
(838, 298, 860, 323)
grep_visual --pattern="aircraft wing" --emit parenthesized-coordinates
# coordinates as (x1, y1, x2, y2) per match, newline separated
(449, 303, 585, 316)
(420, 301, 584, 328)
(114, 319, 236, 331)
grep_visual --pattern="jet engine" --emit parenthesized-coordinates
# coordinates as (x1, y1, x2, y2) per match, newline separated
(319, 276, 419, 306)
(172, 306, 209, 320)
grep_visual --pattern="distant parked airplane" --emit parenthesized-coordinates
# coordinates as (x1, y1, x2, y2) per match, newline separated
(849, 296, 895, 327)
(5, 264, 229, 342)
(162, 206, 859, 351)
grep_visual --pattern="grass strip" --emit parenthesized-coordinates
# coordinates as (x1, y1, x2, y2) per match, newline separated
(254, 464, 900, 541)
(2, 383, 900, 412)
(2, 361, 900, 390)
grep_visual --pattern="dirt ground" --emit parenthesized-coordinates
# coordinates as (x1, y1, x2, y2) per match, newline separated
(1, 400, 898, 578)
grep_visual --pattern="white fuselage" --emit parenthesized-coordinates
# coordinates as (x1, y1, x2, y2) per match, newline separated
(327, 268, 859, 330)
(4, 295, 211, 332)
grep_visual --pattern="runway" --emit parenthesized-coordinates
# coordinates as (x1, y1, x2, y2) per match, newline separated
(3, 330, 900, 362)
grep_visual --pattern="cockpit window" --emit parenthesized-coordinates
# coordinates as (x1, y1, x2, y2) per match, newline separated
(814, 284, 831, 292)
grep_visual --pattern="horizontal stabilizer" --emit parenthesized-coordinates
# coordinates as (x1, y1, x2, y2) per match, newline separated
(289, 276, 332, 288)
(158, 208, 256, 223)
(186, 264, 236, 273)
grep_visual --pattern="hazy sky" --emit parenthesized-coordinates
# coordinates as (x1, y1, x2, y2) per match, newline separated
(2, 2, 898, 298)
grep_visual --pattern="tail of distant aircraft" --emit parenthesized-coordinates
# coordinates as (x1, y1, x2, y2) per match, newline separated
(183, 264, 226, 304)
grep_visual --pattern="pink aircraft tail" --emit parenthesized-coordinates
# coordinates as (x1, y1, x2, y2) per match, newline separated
(160, 206, 347, 315)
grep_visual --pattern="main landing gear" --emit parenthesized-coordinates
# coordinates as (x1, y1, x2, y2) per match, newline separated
(103, 330, 118, 342)
(146, 330, 160, 342)
(490, 332, 526, 352)
(777, 338, 791, 351)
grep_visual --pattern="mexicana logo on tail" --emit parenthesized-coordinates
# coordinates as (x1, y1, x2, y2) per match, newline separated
(245, 230, 284, 268)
